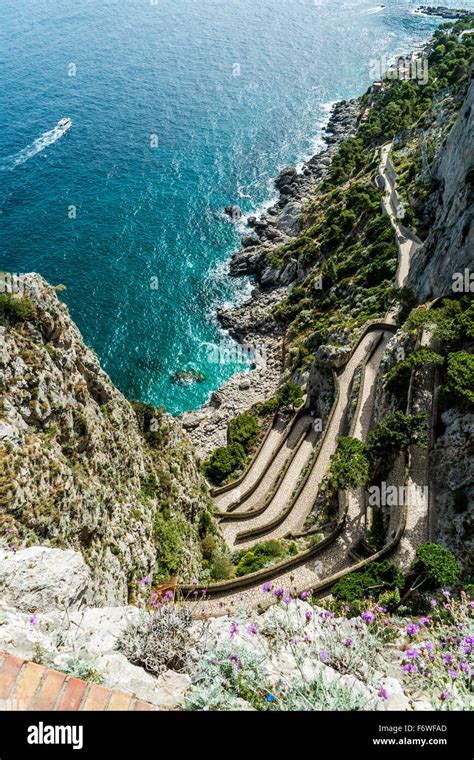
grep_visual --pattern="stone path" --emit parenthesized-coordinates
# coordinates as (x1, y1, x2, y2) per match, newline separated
(215, 414, 292, 512)
(0, 651, 156, 711)
(379, 143, 423, 289)
(219, 412, 312, 520)
(183, 143, 430, 615)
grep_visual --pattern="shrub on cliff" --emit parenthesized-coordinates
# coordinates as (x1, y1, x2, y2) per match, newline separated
(0, 292, 36, 326)
(332, 561, 405, 605)
(412, 543, 461, 591)
(442, 351, 474, 407)
(328, 437, 371, 491)
(277, 381, 304, 411)
(228, 411, 259, 453)
(384, 346, 444, 400)
(202, 442, 247, 486)
(153, 511, 194, 581)
(368, 411, 428, 461)
(235, 540, 286, 577)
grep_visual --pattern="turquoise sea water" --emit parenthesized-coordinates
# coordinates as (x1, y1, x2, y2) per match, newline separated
(0, 0, 469, 413)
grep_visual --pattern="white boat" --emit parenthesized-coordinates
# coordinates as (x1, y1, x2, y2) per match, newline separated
(58, 117, 72, 129)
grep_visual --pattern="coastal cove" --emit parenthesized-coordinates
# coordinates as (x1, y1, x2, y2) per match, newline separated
(0, 0, 462, 415)
(0, 2, 473, 718)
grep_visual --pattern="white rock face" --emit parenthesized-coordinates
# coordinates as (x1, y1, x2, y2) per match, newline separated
(0, 600, 189, 709)
(408, 80, 474, 299)
(95, 653, 191, 709)
(0, 546, 90, 613)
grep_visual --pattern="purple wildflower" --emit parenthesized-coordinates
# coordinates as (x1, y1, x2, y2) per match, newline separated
(283, 595, 292, 605)
(319, 649, 329, 664)
(299, 590, 310, 601)
(262, 582, 272, 593)
(441, 689, 451, 701)
(29, 614, 38, 626)
(403, 663, 418, 674)
(378, 687, 389, 701)
(229, 622, 238, 638)
(305, 610, 313, 622)
(448, 668, 458, 680)
(229, 655, 242, 670)
(430, 599, 438, 608)
(406, 648, 420, 659)
(191, 578, 198, 586)
(344, 638, 353, 647)
(139, 576, 149, 585)
(247, 623, 258, 636)
(443, 653, 452, 664)
(406, 623, 420, 637)
(318, 609, 334, 621)
(274, 588, 284, 599)
(362, 610, 375, 623)
(419, 616, 431, 627)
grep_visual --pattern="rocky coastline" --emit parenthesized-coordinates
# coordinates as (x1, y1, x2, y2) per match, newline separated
(417, 5, 474, 21)
(180, 97, 362, 458)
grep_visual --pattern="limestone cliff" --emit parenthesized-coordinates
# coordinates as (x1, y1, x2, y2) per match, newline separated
(407, 79, 474, 299)
(0, 275, 214, 605)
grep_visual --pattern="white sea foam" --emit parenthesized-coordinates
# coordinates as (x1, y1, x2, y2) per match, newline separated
(1, 119, 71, 171)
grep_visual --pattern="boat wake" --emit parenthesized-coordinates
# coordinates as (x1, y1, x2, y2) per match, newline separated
(361, 5, 385, 15)
(0, 118, 72, 171)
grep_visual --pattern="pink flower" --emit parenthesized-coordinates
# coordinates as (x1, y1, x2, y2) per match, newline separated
(430, 599, 438, 608)
(247, 623, 258, 635)
(378, 687, 389, 701)
(229, 623, 238, 638)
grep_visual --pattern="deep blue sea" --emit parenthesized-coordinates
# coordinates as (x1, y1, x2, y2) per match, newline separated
(1, 0, 470, 413)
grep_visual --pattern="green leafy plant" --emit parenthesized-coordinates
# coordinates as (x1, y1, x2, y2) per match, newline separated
(202, 442, 247, 486)
(228, 411, 259, 452)
(327, 437, 371, 491)
(0, 293, 36, 325)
